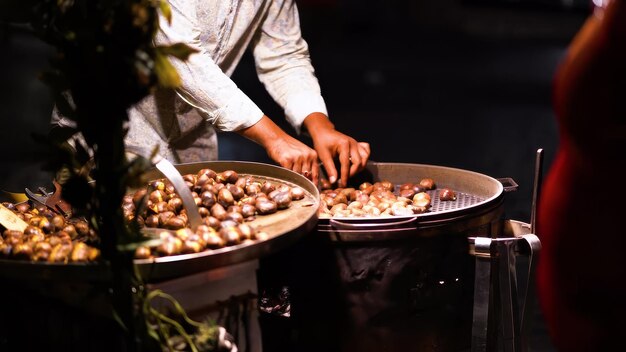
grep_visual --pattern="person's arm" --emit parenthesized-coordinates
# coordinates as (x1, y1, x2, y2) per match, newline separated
(154, 0, 263, 132)
(237, 115, 319, 176)
(251, 0, 370, 186)
(154, 0, 321, 172)
(251, 0, 326, 135)
(303, 113, 370, 187)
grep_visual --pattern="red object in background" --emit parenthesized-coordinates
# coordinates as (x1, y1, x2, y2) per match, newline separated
(537, 0, 626, 350)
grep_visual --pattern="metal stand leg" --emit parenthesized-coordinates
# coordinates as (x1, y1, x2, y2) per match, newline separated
(469, 225, 541, 352)
(472, 237, 493, 352)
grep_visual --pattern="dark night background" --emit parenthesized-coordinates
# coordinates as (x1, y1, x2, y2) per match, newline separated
(0, 0, 590, 350)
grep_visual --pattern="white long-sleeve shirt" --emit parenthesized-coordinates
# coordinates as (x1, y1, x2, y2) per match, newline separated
(125, 0, 328, 163)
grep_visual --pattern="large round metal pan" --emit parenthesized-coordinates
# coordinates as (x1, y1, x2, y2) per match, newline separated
(135, 161, 320, 282)
(318, 162, 508, 241)
(0, 161, 319, 283)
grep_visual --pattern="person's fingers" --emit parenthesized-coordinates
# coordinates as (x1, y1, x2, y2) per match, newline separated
(318, 149, 338, 185)
(338, 141, 351, 187)
(297, 148, 318, 182)
(310, 159, 320, 185)
(357, 142, 371, 168)
(291, 158, 303, 174)
(349, 142, 362, 177)
(279, 157, 294, 171)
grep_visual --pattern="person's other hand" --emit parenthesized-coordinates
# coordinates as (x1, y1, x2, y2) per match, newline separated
(265, 134, 319, 181)
(303, 113, 371, 187)
(237, 115, 319, 182)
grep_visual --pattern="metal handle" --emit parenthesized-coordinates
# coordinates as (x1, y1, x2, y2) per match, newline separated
(126, 146, 203, 231)
(530, 149, 544, 233)
(497, 177, 519, 193)
(154, 158, 203, 231)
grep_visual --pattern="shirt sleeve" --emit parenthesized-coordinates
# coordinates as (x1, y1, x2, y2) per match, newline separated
(155, 0, 263, 131)
(251, 0, 328, 134)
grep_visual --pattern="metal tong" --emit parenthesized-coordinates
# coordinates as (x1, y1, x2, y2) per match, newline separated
(24, 180, 72, 217)
(470, 149, 544, 352)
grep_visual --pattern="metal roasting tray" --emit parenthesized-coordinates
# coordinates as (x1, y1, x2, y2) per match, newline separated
(0, 161, 320, 283)
(318, 161, 513, 241)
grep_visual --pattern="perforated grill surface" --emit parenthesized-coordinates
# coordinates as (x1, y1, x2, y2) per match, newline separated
(426, 189, 485, 213)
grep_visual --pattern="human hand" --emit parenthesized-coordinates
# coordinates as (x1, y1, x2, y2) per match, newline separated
(314, 132, 370, 188)
(303, 113, 371, 187)
(237, 115, 319, 182)
(264, 134, 319, 181)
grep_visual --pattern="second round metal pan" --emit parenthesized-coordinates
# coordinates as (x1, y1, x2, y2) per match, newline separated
(134, 160, 320, 282)
(318, 161, 509, 241)
(0, 161, 319, 283)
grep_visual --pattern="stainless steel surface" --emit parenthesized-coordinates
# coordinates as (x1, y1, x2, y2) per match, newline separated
(498, 236, 520, 352)
(154, 157, 203, 231)
(519, 233, 541, 352)
(472, 236, 493, 352)
(135, 160, 320, 282)
(0, 161, 320, 283)
(318, 162, 507, 241)
(469, 220, 542, 352)
(498, 177, 519, 193)
(530, 149, 544, 233)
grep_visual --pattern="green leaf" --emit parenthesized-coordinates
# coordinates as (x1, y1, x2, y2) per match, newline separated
(154, 53, 181, 88)
(156, 43, 199, 61)
(112, 309, 129, 332)
(159, 0, 172, 25)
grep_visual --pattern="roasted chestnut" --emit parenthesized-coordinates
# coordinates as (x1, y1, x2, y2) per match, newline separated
(217, 170, 238, 184)
(399, 188, 416, 199)
(164, 216, 186, 230)
(227, 184, 245, 201)
(203, 216, 221, 230)
(70, 242, 91, 262)
(238, 224, 256, 241)
(245, 183, 262, 196)
(217, 188, 235, 208)
(74, 220, 91, 237)
(48, 243, 72, 263)
(197, 168, 217, 181)
(419, 178, 436, 190)
(289, 187, 305, 200)
(261, 181, 276, 194)
(271, 191, 292, 210)
(439, 188, 457, 201)
(135, 246, 152, 259)
(210, 203, 228, 221)
(241, 204, 256, 218)
(167, 197, 184, 213)
(413, 192, 432, 208)
(15, 202, 31, 214)
(220, 226, 241, 246)
(319, 179, 332, 190)
(226, 211, 244, 224)
(181, 240, 204, 254)
(200, 191, 216, 208)
(256, 199, 277, 215)
(12, 243, 33, 260)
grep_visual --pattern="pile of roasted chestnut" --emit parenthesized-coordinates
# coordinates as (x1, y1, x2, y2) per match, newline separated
(0, 202, 100, 263)
(124, 168, 308, 259)
(318, 178, 456, 218)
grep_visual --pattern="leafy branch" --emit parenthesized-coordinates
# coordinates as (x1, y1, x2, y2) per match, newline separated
(3, 0, 216, 350)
